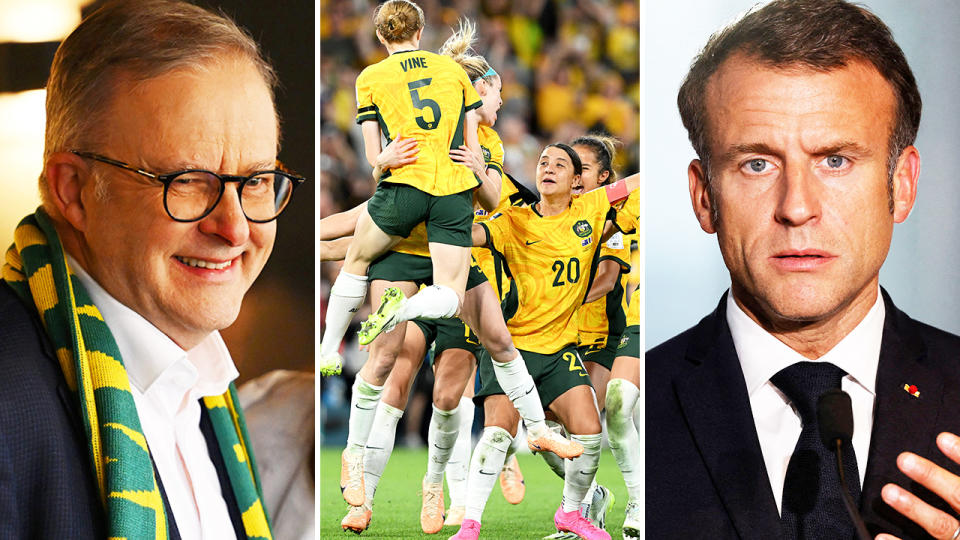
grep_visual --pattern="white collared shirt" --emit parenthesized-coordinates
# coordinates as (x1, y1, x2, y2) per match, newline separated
(727, 288, 883, 514)
(68, 256, 239, 540)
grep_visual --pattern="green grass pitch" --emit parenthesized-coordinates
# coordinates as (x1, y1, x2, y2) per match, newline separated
(320, 446, 630, 538)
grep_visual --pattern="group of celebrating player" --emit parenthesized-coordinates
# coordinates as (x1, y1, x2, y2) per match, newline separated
(319, 1, 640, 539)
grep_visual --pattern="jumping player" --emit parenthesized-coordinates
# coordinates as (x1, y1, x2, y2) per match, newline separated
(450, 144, 638, 540)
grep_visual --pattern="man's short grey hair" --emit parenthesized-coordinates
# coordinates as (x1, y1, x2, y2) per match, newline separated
(41, 0, 278, 204)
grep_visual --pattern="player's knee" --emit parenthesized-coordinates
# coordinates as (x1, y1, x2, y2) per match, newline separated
(484, 337, 517, 362)
(433, 389, 461, 411)
(568, 413, 602, 436)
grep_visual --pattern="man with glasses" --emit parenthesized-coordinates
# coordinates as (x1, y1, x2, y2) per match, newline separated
(0, 1, 302, 538)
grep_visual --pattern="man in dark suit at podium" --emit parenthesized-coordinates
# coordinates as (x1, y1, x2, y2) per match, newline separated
(646, 1, 960, 538)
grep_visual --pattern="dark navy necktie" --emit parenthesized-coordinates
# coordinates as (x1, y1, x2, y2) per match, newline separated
(771, 361, 861, 540)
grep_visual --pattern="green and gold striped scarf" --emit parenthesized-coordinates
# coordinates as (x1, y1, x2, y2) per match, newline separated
(2, 209, 272, 540)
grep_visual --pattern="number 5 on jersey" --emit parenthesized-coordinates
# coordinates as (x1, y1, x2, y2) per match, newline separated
(408, 78, 440, 130)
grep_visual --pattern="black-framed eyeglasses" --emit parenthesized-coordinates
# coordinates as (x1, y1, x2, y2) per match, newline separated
(71, 150, 305, 223)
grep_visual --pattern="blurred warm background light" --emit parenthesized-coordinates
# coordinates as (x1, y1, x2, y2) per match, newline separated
(0, 1, 91, 249)
(0, 0, 84, 43)
(0, 89, 45, 249)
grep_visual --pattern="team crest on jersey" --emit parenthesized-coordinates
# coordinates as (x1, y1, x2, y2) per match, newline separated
(573, 220, 592, 238)
(481, 145, 492, 162)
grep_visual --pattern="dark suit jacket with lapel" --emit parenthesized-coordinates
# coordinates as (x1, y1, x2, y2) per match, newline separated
(0, 279, 245, 538)
(646, 290, 960, 540)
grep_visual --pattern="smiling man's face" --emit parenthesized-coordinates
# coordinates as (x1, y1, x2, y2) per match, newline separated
(76, 55, 278, 349)
(689, 54, 918, 333)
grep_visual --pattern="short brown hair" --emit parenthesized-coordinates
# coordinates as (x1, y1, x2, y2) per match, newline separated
(374, 0, 424, 44)
(42, 0, 277, 204)
(678, 0, 921, 182)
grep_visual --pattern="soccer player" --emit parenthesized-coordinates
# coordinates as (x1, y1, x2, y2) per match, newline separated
(319, 0, 482, 374)
(341, 20, 507, 532)
(331, 16, 582, 531)
(450, 144, 638, 540)
(572, 135, 634, 527)
(536, 135, 634, 536)
(608, 291, 640, 540)
(604, 189, 639, 540)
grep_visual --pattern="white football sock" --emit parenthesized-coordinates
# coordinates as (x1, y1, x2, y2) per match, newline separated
(464, 426, 512, 523)
(580, 480, 599, 506)
(320, 271, 368, 357)
(425, 404, 461, 483)
(562, 433, 601, 513)
(606, 378, 641, 500)
(446, 397, 474, 508)
(491, 353, 546, 430)
(538, 420, 567, 479)
(399, 284, 460, 320)
(363, 402, 404, 506)
(346, 374, 383, 453)
(504, 419, 524, 461)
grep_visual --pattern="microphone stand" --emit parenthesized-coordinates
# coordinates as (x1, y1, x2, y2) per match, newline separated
(834, 438, 872, 540)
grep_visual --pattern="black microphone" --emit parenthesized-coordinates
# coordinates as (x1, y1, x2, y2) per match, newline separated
(817, 389, 871, 540)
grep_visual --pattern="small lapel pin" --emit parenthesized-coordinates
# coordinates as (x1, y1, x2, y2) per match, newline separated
(903, 384, 920, 398)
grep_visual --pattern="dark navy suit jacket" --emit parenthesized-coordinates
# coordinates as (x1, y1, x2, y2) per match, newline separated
(646, 291, 960, 540)
(0, 280, 245, 538)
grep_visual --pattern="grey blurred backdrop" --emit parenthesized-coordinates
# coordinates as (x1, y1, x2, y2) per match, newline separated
(645, 0, 960, 348)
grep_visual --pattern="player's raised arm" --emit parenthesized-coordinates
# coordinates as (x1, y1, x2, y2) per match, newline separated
(602, 172, 639, 204)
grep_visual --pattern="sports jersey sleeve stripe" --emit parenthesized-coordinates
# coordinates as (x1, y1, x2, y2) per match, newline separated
(479, 222, 493, 249)
(614, 216, 637, 234)
(486, 161, 504, 176)
(465, 99, 482, 111)
(356, 107, 378, 124)
(599, 254, 630, 272)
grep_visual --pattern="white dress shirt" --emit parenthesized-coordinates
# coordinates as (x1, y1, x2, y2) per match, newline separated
(68, 256, 239, 540)
(727, 288, 884, 514)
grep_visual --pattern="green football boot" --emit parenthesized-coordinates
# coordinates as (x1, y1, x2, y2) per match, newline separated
(357, 286, 406, 345)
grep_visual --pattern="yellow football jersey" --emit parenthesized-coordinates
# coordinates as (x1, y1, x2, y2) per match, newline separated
(393, 125, 511, 261)
(615, 188, 639, 234)
(626, 285, 640, 328)
(356, 50, 482, 196)
(481, 187, 612, 354)
(577, 230, 636, 348)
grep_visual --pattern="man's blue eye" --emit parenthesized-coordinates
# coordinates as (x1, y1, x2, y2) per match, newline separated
(826, 155, 846, 168)
(749, 159, 766, 172)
